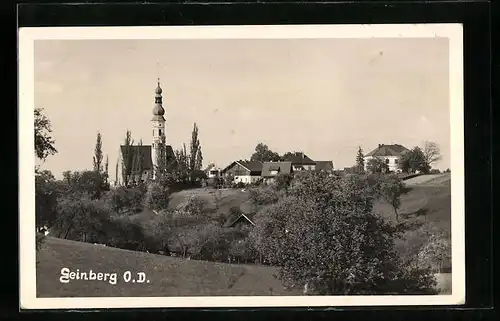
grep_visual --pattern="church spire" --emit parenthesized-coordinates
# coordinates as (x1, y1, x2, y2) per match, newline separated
(152, 79, 165, 119)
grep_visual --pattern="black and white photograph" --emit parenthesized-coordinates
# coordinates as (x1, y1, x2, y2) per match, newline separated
(19, 24, 465, 309)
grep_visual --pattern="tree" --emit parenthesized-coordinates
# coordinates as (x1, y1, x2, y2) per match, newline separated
(60, 170, 109, 200)
(250, 143, 281, 162)
(104, 155, 109, 184)
(93, 132, 103, 173)
(249, 171, 437, 295)
(366, 157, 389, 173)
(376, 174, 407, 222)
(143, 181, 170, 211)
(189, 123, 203, 172)
(34, 108, 57, 161)
(121, 130, 134, 186)
(422, 141, 442, 170)
(398, 147, 429, 174)
(355, 146, 365, 172)
(35, 169, 59, 229)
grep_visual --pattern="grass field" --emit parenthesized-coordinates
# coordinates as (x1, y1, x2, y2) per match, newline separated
(36, 237, 299, 297)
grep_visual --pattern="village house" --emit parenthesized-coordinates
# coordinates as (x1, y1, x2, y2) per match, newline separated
(221, 160, 263, 184)
(115, 80, 175, 186)
(204, 163, 222, 179)
(260, 161, 293, 184)
(363, 143, 409, 173)
(283, 153, 317, 171)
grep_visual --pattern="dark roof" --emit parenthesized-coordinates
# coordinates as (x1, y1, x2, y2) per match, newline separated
(120, 144, 175, 171)
(315, 161, 334, 172)
(261, 161, 292, 177)
(365, 144, 409, 157)
(222, 160, 263, 175)
(283, 153, 316, 165)
(224, 212, 257, 228)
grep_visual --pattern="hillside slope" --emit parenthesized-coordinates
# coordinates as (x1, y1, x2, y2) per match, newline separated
(36, 237, 297, 297)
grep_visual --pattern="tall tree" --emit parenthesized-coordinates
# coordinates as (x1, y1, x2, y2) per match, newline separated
(189, 123, 203, 171)
(34, 108, 57, 161)
(115, 159, 119, 186)
(355, 146, 365, 172)
(422, 141, 442, 170)
(104, 155, 109, 184)
(93, 132, 103, 173)
(250, 143, 281, 162)
(121, 130, 134, 186)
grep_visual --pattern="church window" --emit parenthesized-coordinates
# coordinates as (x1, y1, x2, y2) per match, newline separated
(153, 130, 155, 136)
(159, 129, 162, 136)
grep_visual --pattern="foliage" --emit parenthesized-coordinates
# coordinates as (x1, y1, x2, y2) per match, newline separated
(430, 169, 441, 174)
(398, 147, 429, 174)
(275, 173, 293, 191)
(61, 170, 109, 200)
(35, 169, 60, 229)
(54, 193, 112, 242)
(189, 123, 203, 173)
(143, 181, 171, 211)
(355, 146, 365, 172)
(250, 143, 281, 162)
(93, 132, 103, 172)
(375, 173, 408, 222)
(121, 130, 134, 186)
(105, 185, 145, 215)
(34, 108, 57, 161)
(248, 186, 281, 208)
(366, 157, 389, 173)
(250, 172, 437, 295)
(417, 234, 451, 273)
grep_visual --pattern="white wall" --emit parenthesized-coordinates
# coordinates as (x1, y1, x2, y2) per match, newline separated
(234, 175, 260, 184)
(364, 156, 401, 172)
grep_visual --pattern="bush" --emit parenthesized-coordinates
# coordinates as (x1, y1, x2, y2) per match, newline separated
(248, 186, 281, 207)
(250, 172, 437, 295)
(429, 169, 441, 174)
(235, 181, 246, 189)
(143, 182, 170, 211)
(105, 186, 145, 215)
(36, 232, 46, 251)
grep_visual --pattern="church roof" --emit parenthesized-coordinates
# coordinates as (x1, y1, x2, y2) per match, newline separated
(120, 145, 175, 171)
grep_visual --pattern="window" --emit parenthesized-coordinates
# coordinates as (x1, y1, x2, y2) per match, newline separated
(385, 159, 390, 164)
(159, 129, 162, 136)
(394, 159, 399, 164)
(153, 130, 155, 136)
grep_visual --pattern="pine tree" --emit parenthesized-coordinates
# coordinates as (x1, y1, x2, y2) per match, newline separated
(356, 146, 365, 172)
(189, 123, 201, 172)
(121, 130, 134, 186)
(93, 132, 103, 173)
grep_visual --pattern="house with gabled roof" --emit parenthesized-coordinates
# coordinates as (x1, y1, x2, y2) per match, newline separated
(282, 152, 316, 171)
(261, 161, 293, 184)
(364, 143, 410, 172)
(221, 160, 263, 185)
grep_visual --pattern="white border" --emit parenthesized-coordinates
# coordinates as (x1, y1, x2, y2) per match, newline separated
(19, 24, 465, 309)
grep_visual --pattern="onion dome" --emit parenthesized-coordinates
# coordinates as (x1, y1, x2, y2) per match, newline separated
(153, 79, 165, 118)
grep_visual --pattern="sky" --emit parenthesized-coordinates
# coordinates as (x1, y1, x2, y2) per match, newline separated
(33, 37, 450, 180)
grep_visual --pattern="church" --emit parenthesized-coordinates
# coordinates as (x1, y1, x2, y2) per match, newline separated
(115, 80, 176, 186)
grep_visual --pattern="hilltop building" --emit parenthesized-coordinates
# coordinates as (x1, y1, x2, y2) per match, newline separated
(363, 143, 409, 172)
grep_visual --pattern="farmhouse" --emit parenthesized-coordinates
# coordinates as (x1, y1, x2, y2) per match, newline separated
(260, 161, 293, 184)
(364, 144, 409, 172)
(116, 80, 175, 185)
(283, 153, 316, 171)
(221, 160, 263, 184)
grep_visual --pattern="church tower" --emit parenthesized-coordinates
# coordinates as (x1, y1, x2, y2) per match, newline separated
(151, 79, 166, 179)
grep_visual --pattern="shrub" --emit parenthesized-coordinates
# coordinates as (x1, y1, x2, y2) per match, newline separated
(430, 169, 441, 174)
(250, 173, 437, 295)
(275, 173, 293, 191)
(248, 186, 281, 207)
(105, 186, 145, 215)
(36, 232, 46, 251)
(143, 182, 170, 211)
(235, 181, 246, 189)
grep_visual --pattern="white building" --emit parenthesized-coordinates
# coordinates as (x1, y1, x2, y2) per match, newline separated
(363, 144, 410, 173)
